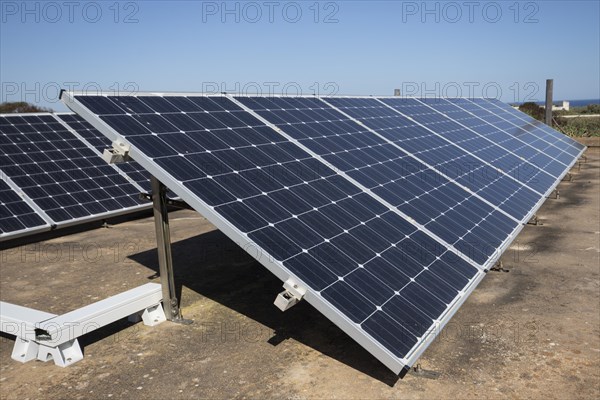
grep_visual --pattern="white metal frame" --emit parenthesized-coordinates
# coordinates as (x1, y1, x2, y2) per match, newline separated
(60, 90, 585, 374)
(0, 283, 165, 367)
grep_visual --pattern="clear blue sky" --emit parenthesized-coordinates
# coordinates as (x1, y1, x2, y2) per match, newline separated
(1, 0, 599, 111)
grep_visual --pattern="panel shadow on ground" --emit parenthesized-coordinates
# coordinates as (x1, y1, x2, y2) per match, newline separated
(128, 229, 400, 385)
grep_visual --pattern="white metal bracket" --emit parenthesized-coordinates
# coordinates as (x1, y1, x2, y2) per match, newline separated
(11, 338, 41, 363)
(0, 283, 166, 367)
(102, 140, 132, 164)
(128, 303, 167, 326)
(36, 339, 84, 367)
(274, 278, 307, 312)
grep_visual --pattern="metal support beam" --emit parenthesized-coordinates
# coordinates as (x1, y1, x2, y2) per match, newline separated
(151, 176, 182, 321)
(578, 155, 587, 171)
(139, 192, 194, 210)
(1, 283, 165, 367)
(545, 79, 553, 126)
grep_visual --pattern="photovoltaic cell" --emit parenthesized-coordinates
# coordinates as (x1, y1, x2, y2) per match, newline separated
(443, 98, 574, 174)
(0, 177, 50, 238)
(377, 97, 546, 220)
(0, 114, 146, 225)
(469, 98, 585, 157)
(56, 113, 152, 191)
(419, 98, 570, 188)
(236, 96, 518, 265)
(62, 92, 584, 375)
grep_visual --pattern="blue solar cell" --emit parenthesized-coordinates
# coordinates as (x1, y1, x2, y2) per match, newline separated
(0, 178, 49, 236)
(238, 96, 518, 264)
(364, 98, 543, 220)
(57, 113, 154, 192)
(362, 310, 417, 358)
(419, 98, 566, 191)
(0, 114, 145, 225)
(469, 98, 585, 157)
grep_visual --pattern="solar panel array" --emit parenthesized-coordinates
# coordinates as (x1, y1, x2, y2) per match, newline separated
(0, 113, 150, 241)
(62, 92, 585, 374)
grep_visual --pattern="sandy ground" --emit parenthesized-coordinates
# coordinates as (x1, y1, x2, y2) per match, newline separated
(0, 148, 598, 399)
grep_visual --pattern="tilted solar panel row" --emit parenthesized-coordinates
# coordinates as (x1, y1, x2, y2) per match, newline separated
(61, 92, 585, 374)
(0, 113, 151, 241)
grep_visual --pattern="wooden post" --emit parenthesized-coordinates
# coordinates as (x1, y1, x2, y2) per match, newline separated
(545, 79, 553, 126)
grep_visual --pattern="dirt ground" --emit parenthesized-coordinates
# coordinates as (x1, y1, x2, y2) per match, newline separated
(1, 148, 599, 399)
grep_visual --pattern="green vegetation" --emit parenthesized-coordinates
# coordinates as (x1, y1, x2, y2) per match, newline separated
(554, 116, 600, 138)
(518, 102, 600, 138)
(0, 102, 53, 114)
(518, 102, 546, 121)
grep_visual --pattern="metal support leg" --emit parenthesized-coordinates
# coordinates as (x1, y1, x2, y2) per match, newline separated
(490, 260, 509, 273)
(578, 155, 587, 171)
(527, 215, 541, 225)
(151, 176, 182, 321)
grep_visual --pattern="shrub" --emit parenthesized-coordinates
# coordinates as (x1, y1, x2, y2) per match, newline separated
(0, 102, 53, 113)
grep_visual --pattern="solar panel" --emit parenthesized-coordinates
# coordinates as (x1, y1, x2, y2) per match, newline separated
(0, 114, 148, 229)
(0, 175, 52, 239)
(56, 113, 153, 191)
(62, 92, 584, 374)
(468, 98, 586, 157)
(441, 98, 576, 172)
(424, 98, 579, 178)
(236, 96, 519, 266)
(375, 98, 555, 217)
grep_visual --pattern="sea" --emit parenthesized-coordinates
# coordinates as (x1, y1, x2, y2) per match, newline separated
(568, 99, 600, 107)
